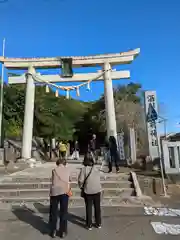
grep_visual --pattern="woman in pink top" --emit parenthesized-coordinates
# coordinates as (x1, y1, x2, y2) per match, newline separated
(49, 158, 71, 238)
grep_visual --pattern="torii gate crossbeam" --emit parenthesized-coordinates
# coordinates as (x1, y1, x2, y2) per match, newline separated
(0, 48, 140, 161)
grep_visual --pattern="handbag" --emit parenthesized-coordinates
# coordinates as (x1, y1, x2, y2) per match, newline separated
(54, 170, 72, 197)
(81, 166, 93, 198)
(66, 188, 73, 197)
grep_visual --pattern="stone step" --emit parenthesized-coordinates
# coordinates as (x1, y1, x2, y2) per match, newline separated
(0, 196, 145, 207)
(0, 188, 134, 198)
(0, 180, 133, 190)
(1, 173, 131, 183)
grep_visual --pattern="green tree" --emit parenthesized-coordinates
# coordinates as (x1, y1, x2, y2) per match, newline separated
(3, 84, 88, 140)
(3, 84, 25, 138)
(34, 86, 88, 140)
(3, 81, 147, 156)
(74, 82, 146, 152)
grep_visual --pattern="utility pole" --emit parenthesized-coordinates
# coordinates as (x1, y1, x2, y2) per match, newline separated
(158, 115, 169, 197)
(158, 116, 167, 140)
(0, 38, 5, 148)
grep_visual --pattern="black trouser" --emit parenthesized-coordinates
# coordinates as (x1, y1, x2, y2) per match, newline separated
(84, 192, 101, 227)
(59, 151, 66, 159)
(49, 194, 69, 234)
(109, 151, 120, 172)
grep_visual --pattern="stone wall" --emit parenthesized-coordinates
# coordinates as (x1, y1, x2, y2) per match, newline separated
(137, 175, 168, 196)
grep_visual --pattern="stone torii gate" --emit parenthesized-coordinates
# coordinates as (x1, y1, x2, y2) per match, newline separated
(0, 48, 140, 161)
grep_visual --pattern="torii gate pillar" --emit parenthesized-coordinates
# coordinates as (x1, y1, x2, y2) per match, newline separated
(103, 62, 117, 139)
(21, 66, 36, 160)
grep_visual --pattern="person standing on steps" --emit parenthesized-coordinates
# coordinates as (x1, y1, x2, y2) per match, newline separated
(59, 141, 67, 159)
(78, 152, 102, 230)
(49, 158, 71, 238)
(69, 140, 73, 157)
(108, 136, 120, 173)
(88, 134, 98, 164)
(72, 140, 80, 160)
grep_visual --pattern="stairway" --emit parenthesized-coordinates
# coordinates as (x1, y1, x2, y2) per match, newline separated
(0, 163, 147, 208)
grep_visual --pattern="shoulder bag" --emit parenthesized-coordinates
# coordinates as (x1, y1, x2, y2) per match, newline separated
(81, 166, 93, 198)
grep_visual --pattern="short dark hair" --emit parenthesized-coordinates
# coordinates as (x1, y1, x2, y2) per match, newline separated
(83, 152, 94, 167)
(56, 158, 66, 166)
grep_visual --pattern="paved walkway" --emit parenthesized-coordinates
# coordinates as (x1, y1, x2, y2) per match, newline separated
(1, 163, 180, 238)
(0, 162, 77, 182)
(0, 206, 180, 239)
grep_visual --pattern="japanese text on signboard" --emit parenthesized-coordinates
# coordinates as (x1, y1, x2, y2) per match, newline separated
(149, 121, 158, 146)
(147, 95, 155, 108)
(147, 94, 158, 146)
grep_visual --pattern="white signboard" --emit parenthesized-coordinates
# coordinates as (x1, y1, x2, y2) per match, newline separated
(144, 91, 159, 160)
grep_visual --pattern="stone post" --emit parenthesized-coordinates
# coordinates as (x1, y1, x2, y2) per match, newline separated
(129, 127, 137, 164)
(103, 62, 117, 139)
(21, 66, 36, 160)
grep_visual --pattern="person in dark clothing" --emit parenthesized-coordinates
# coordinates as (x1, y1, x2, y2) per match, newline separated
(69, 140, 74, 156)
(88, 134, 98, 163)
(88, 135, 95, 152)
(108, 136, 120, 173)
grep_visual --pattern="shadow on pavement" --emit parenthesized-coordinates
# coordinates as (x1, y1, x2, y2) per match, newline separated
(12, 203, 86, 234)
(68, 213, 86, 228)
(12, 206, 49, 235)
(34, 203, 86, 229)
(34, 203, 49, 214)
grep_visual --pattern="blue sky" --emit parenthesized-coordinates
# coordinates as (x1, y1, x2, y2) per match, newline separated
(0, 0, 180, 133)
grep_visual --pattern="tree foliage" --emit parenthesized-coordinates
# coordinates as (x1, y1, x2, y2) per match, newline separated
(3, 84, 88, 140)
(3, 84, 25, 138)
(74, 82, 147, 152)
(3, 82, 147, 155)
